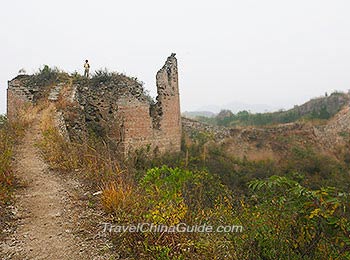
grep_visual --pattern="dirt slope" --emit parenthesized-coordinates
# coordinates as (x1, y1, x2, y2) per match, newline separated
(0, 116, 113, 259)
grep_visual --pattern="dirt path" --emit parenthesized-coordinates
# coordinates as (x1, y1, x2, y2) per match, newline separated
(0, 118, 113, 259)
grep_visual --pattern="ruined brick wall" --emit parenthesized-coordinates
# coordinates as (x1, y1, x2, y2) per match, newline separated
(6, 54, 182, 156)
(7, 88, 23, 121)
(7, 76, 36, 121)
(114, 94, 154, 154)
(115, 54, 182, 155)
(152, 53, 182, 152)
(67, 54, 182, 156)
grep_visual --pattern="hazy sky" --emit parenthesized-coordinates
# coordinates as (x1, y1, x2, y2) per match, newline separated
(1, 0, 350, 114)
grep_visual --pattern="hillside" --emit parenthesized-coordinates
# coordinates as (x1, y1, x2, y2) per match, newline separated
(192, 92, 350, 127)
(183, 99, 350, 162)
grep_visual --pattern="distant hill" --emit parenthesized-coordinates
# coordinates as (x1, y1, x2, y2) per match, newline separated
(196, 101, 281, 114)
(182, 111, 216, 119)
(193, 92, 350, 127)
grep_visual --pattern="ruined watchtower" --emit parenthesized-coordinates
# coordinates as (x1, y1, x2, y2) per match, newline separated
(7, 54, 182, 156)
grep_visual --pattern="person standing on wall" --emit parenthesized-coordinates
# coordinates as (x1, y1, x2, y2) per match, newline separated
(84, 60, 90, 78)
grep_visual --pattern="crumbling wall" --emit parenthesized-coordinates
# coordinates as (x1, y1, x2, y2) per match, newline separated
(182, 117, 232, 140)
(108, 53, 182, 155)
(78, 54, 182, 156)
(62, 54, 182, 156)
(115, 95, 154, 154)
(7, 73, 58, 120)
(70, 72, 159, 155)
(7, 54, 182, 157)
(151, 53, 182, 153)
(7, 76, 37, 120)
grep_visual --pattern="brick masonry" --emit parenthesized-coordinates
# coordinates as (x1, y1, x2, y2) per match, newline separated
(110, 54, 182, 155)
(7, 76, 36, 120)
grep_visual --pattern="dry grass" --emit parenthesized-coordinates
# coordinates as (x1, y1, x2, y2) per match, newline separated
(101, 181, 137, 215)
(0, 104, 40, 236)
(39, 103, 57, 132)
(37, 103, 124, 187)
(16, 103, 43, 127)
(55, 79, 79, 112)
(0, 132, 16, 237)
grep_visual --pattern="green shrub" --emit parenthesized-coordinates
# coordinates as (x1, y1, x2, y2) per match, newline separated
(27, 65, 68, 88)
(236, 176, 350, 259)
